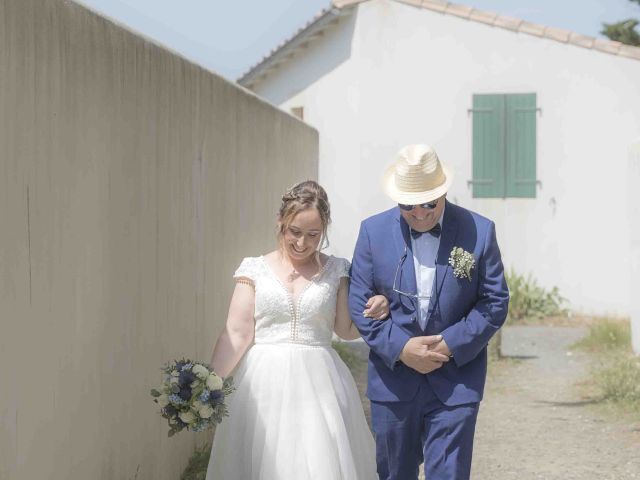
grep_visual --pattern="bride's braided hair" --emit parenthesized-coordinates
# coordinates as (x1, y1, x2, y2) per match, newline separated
(278, 180, 331, 251)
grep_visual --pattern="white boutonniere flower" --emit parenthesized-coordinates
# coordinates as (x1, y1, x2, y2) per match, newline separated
(448, 247, 475, 281)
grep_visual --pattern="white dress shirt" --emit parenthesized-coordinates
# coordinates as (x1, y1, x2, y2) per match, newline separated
(410, 205, 446, 330)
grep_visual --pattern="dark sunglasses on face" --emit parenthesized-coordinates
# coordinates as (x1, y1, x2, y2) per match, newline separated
(398, 199, 439, 211)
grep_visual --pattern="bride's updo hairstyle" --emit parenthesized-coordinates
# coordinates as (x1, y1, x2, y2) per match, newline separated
(278, 180, 331, 251)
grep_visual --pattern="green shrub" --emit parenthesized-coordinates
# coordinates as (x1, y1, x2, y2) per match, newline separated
(180, 443, 211, 480)
(573, 318, 638, 412)
(505, 269, 566, 322)
(596, 354, 640, 410)
(332, 341, 363, 373)
(572, 319, 632, 353)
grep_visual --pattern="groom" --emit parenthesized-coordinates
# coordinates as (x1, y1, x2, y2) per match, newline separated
(349, 144, 509, 480)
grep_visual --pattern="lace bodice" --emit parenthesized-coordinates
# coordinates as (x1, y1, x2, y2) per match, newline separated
(234, 255, 350, 346)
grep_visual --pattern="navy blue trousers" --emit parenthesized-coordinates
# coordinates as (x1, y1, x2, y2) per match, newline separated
(370, 382, 479, 480)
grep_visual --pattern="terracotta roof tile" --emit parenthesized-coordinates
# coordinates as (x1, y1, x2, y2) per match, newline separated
(568, 32, 595, 49)
(421, 0, 448, 13)
(543, 26, 572, 43)
(618, 44, 640, 60)
(445, 3, 473, 19)
(518, 21, 546, 37)
(594, 38, 622, 55)
(395, 0, 423, 7)
(468, 9, 498, 26)
(493, 15, 522, 32)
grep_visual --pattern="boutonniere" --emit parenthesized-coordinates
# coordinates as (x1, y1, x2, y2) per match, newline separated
(448, 247, 475, 281)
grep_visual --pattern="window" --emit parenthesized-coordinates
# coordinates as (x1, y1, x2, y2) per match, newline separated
(470, 93, 538, 198)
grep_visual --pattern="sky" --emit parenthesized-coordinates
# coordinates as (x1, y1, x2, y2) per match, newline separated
(75, 0, 640, 81)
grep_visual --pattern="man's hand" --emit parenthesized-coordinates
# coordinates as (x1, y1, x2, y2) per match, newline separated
(399, 335, 450, 374)
(430, 337, 452, 358)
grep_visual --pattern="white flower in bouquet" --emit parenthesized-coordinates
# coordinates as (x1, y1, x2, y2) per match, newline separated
(198, 404, 214, 419)
(192, 364, 209, 380)
(206, 373, 223, 391)
(157, 394, 169, 408)
(179, 411, 197, 424)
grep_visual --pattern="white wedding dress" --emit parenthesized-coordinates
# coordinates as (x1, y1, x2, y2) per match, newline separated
(205, 255, 377, 480)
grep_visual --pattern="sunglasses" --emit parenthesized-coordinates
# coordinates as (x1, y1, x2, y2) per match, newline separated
(398, 199, 439, 211)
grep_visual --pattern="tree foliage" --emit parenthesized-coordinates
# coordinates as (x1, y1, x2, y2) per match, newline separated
(601, 0, 640, 46)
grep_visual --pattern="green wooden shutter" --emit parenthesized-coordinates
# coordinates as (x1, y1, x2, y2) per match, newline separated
(506, 93, 537, 198)
(472, 94, 505, 198)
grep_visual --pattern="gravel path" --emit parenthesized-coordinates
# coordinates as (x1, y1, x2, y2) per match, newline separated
(342, 325, 640, 479)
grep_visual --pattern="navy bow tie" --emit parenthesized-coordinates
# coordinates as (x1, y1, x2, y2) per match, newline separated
(411, 224, 441, 239)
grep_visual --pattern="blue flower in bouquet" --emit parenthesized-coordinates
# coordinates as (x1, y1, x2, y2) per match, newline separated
(209, 389, 225, 406)
(199, 390, 210, 403)
(168, 393, 186, 406)
(192, 421, 208, 433)
(178, 370, 196, 387)
(178, 386, 192, 402)
(181, 362, 194, 372)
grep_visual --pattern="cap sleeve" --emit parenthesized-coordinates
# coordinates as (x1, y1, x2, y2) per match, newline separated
(335, 257, 351, 279)
(233, 257, 258, 284)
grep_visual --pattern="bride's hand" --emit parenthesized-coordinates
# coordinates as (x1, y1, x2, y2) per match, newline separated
(363, 295, 390, 320)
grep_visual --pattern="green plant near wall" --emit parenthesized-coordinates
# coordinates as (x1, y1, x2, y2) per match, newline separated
(505, 269, 566, 322)
(572, 319, 632, 352)
(332, 340, 364, 373)
(572, 318, 640, 412)
(180, 443, 211, 480)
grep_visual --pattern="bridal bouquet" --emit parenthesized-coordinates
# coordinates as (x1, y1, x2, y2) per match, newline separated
(150, 359, 234, 437)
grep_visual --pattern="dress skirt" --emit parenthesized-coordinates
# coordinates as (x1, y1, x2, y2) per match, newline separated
(205, 343, 377, 480)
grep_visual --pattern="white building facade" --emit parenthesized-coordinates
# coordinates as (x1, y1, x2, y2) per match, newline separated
(240, 0, 640, 316)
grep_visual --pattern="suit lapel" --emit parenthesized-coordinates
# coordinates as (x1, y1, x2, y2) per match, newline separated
(428, 201, 459, 317)
(392, 210, 418, 305)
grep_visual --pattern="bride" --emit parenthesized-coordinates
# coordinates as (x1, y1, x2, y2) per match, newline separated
(205, 181, 387, 479)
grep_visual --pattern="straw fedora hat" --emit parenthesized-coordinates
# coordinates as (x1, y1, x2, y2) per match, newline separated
(382, 144, 454, 205)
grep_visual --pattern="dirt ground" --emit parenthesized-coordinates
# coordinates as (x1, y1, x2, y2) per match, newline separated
(346, 325, 640, 480)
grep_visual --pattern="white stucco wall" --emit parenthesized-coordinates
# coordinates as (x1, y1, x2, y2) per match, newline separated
(630, 140, 640, 354)
(253, 0, 640, 315)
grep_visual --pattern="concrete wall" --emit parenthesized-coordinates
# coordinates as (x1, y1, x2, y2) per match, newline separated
(0, 1, 317, 479)
(253, 0, 640, 316)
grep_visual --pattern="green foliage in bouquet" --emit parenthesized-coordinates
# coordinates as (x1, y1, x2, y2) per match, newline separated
(505, 269, 566, 323)
(150, 358, 234, 437)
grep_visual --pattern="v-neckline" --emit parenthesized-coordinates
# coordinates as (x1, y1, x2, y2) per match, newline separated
(260, 254, 333, 306)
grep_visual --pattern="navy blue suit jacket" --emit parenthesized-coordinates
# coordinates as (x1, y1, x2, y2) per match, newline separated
(348, 201, 509, 405)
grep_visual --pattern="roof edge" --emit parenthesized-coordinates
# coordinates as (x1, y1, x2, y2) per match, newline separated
(239, 0, 640, 88)
(413, 0, 640, 61)
(237, 4, 357, 87)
